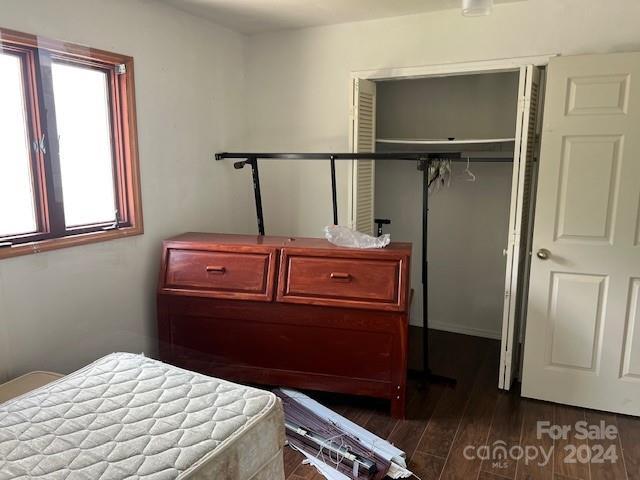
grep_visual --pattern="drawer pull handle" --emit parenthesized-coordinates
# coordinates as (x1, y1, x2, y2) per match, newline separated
(205, 265, 226, 274)
(330, 272, 351, 281)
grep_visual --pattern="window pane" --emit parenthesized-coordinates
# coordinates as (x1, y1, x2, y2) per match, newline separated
(52, 62, 117, 228)
(0, 52, 37, 237)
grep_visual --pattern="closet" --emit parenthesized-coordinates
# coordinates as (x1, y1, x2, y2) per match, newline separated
(350, 66, 543, 389)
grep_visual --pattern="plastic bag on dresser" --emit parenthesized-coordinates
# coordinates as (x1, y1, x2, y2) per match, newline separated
(323, 225, 390, 249)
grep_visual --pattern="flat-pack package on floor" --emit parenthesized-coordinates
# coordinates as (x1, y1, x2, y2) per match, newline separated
(275, 388, 413, 480)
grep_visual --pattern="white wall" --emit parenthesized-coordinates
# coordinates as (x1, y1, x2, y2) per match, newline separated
(0, 0, 254, 380)
(245, 0, 640, 239)
(375, 73, 518, 336)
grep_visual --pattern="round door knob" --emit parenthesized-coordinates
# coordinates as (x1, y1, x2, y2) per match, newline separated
(536, 248, 551, 260)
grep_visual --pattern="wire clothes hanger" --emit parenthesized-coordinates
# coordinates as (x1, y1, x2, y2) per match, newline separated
(463, 156, 476, 182)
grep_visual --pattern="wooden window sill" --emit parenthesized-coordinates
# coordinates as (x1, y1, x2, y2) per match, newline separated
(0, 226, 143, 260)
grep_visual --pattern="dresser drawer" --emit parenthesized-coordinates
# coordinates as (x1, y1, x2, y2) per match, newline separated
(162, 248, 277, 301)
(277, 251, 408, 311)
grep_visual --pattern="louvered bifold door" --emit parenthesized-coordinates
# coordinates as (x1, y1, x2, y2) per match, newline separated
(512, 66, 541, 374)
(499, 65, 541, 389)
(351, 78, 376, 235)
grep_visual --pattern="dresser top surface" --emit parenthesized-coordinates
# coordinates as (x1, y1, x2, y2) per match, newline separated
(165, 232, 411, 255)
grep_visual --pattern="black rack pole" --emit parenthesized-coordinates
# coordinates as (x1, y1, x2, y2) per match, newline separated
(249, 157, 265, 235)
(330, 156, 338, 225)
(422, 160, 430, 375)
(415, 159, 457, 387)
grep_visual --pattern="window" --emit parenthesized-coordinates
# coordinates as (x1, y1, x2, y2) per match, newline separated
(0, 28, 142, 259)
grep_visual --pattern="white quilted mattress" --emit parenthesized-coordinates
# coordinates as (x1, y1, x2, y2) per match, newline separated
(0, 353, 285, 480)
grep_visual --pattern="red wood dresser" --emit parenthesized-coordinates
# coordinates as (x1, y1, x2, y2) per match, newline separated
(157, 233, 411, 417)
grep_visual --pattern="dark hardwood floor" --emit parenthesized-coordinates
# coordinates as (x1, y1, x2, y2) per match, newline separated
(284, 328, 640, 480)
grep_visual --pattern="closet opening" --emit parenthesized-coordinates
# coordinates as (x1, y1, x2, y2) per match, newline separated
(351, 67, 544, 389)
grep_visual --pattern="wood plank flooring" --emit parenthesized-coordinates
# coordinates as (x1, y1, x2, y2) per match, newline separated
(284, 329, 640, 480)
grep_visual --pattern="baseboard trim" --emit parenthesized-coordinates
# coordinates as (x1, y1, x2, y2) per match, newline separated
(427, 321, 502, 340)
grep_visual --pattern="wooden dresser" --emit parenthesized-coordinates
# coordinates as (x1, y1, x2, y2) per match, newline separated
(157, 233, 411, 417)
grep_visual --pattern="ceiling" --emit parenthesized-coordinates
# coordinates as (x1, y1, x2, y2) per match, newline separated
(158, 0, 524, 35)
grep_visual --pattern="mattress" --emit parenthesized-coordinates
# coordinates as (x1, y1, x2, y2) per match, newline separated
(0, 353, 285, 480)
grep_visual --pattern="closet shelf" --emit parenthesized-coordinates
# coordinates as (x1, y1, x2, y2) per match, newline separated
(375, 137, 515, 145)
(375, 138, 515, 161)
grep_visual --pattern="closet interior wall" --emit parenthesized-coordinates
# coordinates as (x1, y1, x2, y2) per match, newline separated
(375, 72, 519, 339)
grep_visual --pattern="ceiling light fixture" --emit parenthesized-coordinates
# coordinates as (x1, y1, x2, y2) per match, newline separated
(462, 0, 493, 16)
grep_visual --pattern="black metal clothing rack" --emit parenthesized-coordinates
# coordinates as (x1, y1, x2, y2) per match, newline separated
(215, 151, 513, 384)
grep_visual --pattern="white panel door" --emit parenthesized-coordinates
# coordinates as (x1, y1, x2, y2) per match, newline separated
(522, 53, 640, 415)
(500, 65, 541, 390)
(351, 78, 376, 235)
